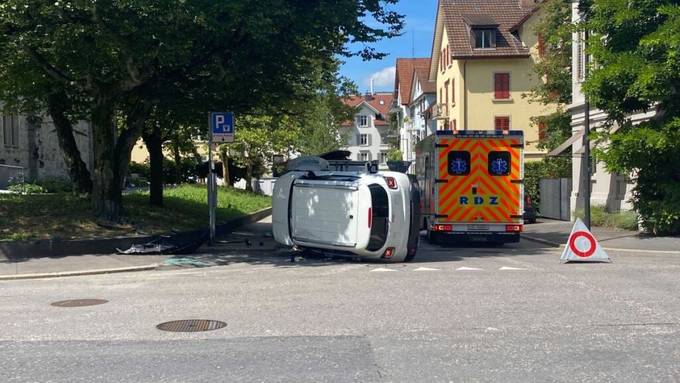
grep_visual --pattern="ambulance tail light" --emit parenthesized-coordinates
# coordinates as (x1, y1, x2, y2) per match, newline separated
(433, 224, 452, 232)
(384, 177, 398, 190)
(505, 224, 523, 232)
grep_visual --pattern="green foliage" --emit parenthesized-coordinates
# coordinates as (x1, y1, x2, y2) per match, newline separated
(574, 205, 639, 231)
(387, 149, 403, 162)
(581, 0, 680, 234)
(7, 182, 45, 194)
(529, 0, 573, 105)
(0, 184, 270, 241)
(38, 177, 73, 193)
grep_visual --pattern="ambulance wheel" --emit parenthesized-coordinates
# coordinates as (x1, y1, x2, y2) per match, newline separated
(427, 231, 441, 245)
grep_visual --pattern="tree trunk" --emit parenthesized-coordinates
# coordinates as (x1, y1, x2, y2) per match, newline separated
(91, 100, 121, 220)
(219, 149, 231, 187)
(91, 97, 149, 221)
(171, 134, 183, 184)
(245, 161, 253, 192)
(143, 124, 164, 207)
(47, 92, 93, 195)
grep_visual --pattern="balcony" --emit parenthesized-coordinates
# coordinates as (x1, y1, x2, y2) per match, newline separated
(431, 103, 449, 120)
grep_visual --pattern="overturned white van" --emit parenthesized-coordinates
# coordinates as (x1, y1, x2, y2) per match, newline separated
(272, 159, 420, 262)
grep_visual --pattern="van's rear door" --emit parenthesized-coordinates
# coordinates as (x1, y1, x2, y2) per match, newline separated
(290, 180, 360, 247)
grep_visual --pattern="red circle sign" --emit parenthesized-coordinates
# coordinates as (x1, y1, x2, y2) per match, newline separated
(569, 231, 597, 258)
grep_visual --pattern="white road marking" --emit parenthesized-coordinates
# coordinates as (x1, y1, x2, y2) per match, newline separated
(456, 266, 483, 271)
(370, 267, 397, 272)
(499, 266, 528, 271)
(413, 267, 440, 271)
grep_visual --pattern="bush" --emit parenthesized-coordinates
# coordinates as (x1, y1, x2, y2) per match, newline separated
(38, 177, 73, 193)
(8, 182, 45, 194)
(574, 205, 639, 231)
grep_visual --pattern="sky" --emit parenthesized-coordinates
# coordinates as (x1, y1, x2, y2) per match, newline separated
(339, 0, 438, 93)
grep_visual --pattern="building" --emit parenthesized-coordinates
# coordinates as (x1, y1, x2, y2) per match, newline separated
(428, 0, 555, 160)
(0, 111, 93, 188)
(565, 0, 651, 214)
(342, 92, 394, 167)
(392, 58, 437, 169)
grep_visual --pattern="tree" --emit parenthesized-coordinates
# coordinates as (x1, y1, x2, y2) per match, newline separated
(580, 0, 680, 234)
(0, 0, 403, 221)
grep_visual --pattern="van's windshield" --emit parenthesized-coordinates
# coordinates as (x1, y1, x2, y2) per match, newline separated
(367, 184, 389, 251)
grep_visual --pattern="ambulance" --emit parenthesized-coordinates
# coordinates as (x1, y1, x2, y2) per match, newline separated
(415, 130, 524, 244)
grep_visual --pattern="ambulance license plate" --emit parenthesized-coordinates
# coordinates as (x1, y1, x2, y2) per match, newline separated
(469, 224, 489, 231)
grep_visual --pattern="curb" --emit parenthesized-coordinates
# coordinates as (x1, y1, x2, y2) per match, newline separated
(0, 264, 158, 281)
(520, 234, 561, 248)
(521, 234, 680, 255)
(0, 207, 273, 260)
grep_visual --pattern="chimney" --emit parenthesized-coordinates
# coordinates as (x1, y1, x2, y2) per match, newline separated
(370, 78, 375, 96)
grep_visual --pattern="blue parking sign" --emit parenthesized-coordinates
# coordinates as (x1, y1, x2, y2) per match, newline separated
(210, 112, 234, 142)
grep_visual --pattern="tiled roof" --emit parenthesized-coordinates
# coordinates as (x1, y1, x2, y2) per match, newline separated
(395, 58, 431, 105)
(414, 66, 436, 95)
(342, 92, 394, 127)
(441, 0, 536, 59)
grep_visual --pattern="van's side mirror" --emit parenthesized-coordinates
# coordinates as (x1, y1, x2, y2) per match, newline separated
(386, 161, 412, 173)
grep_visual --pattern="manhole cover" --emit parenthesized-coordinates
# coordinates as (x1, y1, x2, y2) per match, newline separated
(156, 319, 227, 332)
(51, 299, 109, 307)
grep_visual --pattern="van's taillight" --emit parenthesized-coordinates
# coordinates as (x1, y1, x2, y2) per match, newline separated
(505, 224, 523, 232)
(384, 177, 397, 189)
(368, 208, 372, 228)
(434, 224, 452, 232)
(382, 247, 395, 259)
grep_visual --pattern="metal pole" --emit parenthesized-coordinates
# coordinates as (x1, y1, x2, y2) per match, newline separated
(208, 114, 216, 245)
(582, 28, 591, 229)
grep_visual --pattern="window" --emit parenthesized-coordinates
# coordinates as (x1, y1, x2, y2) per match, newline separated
(495, 116, 510, 131)
(2, 114, 19, 147)
(358, 115, 368, 127)
(451, 79, 455, 103)
(444, 80, 449, 107)
(359, 134, 368, 146)
(488, 151, 511, 176)
(379, 151, 388, 164)
(474, 29, 495, 49)
(447, 151, 470, 176)
(494, 73, 510, 99)
(359, 152, 370, 162)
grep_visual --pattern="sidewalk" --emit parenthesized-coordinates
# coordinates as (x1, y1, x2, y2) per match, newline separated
(522, 219, 680, 253)
(0, 216, 277, 281)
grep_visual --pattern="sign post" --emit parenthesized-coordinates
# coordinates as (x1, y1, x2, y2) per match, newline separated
(208, 112, 235, 245)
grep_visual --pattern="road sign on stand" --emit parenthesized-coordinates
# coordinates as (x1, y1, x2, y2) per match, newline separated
(207, 111, 235, 245)
(560, 218, 610, 263)
(210, 112, 234, 143)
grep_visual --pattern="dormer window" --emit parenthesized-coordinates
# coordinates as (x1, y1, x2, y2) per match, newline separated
(463, 14, 499, 50)
(474, 29, 496, 49)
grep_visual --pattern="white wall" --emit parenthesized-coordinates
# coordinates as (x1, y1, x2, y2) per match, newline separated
(343, 104, 390, 167)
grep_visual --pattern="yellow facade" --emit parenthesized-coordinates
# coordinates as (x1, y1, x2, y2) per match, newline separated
(434, 8, 555, 160)
(129, 138, 212, 164)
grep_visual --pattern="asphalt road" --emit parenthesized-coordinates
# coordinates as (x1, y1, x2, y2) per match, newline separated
(1, 237, 680, 382)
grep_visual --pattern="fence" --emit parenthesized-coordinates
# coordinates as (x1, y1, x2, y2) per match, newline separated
(0, 164, 24, 190)
(539, 178, 572, 221)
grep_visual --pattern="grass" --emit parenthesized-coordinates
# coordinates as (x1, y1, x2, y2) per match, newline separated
(574, 205, 639, 231)
(0, 184, 271, 241)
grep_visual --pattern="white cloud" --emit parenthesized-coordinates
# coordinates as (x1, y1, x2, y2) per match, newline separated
(365, 66, 396, 91)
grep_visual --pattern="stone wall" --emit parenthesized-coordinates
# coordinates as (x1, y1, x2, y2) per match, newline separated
(0, 112, 93, 185)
